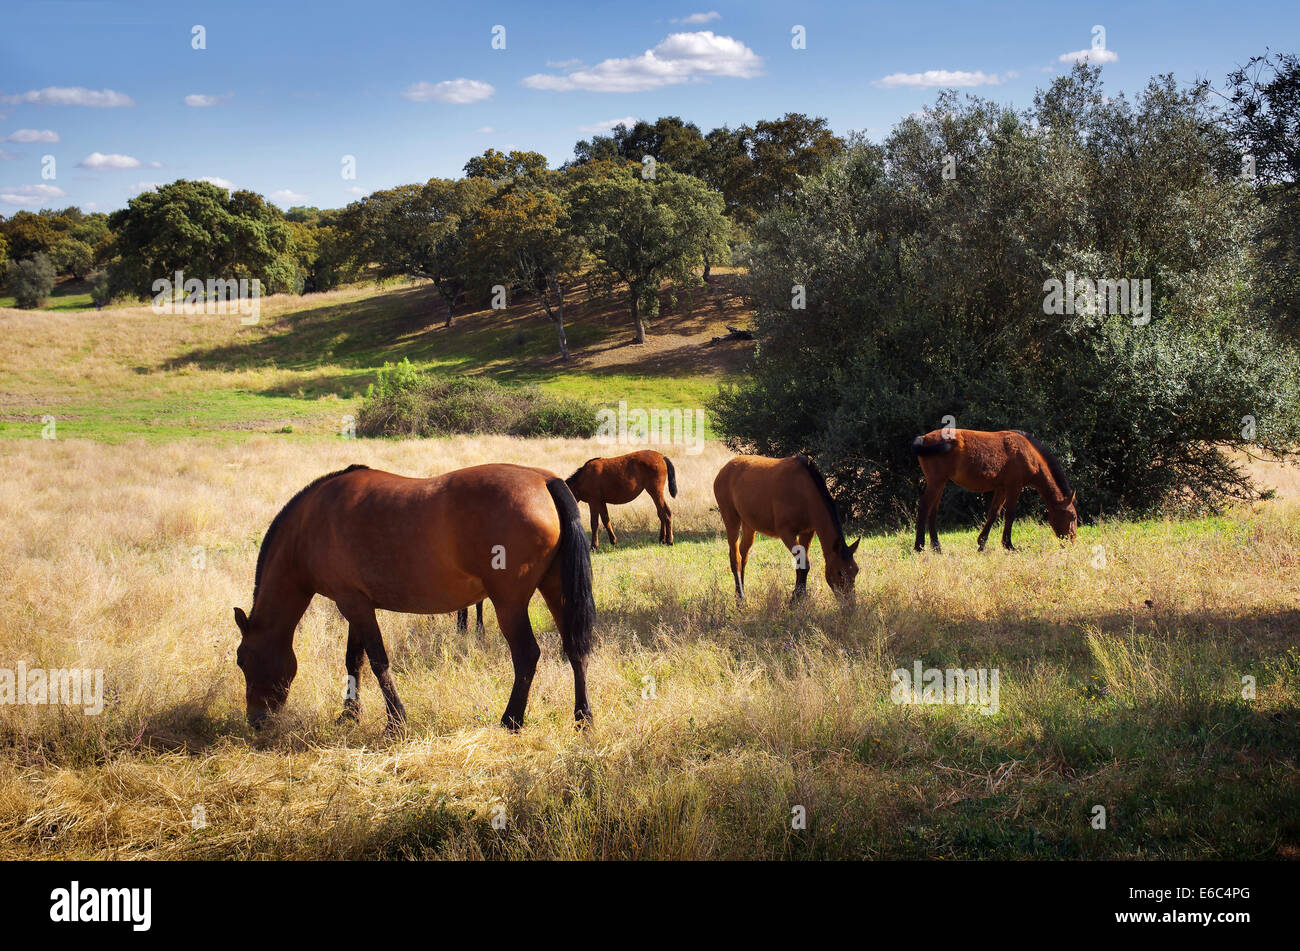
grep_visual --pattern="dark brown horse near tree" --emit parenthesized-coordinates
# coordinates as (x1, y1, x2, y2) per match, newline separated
(566, 449, 677, 549)
(233, 463, 596, 733)
(713, 454, 860, 603)
(911, 429, 1078, 552)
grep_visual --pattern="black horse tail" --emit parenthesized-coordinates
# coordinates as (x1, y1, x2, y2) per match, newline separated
(911, 435, 955, 457)
(546, 478, 596, 660)
(664, 456, 678, 498)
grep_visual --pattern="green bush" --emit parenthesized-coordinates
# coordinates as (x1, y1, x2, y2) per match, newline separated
(713, 66, 1300, 528)
(5, 253, 56, 309)
(358, 361, 598, 438)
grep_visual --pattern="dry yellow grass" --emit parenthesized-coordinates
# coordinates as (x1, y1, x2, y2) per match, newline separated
(1, 435, 1297, 859)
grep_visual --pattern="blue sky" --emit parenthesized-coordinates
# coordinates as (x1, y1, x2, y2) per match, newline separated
(1, 0, 1295, 214)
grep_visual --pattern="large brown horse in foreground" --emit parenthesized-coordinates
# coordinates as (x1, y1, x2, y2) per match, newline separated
(912, 429, 1078, 552)
(713, 454, 860, 603)
(233, 464, 596, 733)
(566, 449, 677, 549)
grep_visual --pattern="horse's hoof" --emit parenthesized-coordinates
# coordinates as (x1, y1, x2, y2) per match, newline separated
(500, 713, 524, 732)
(574, 708, 594, 729)
(336, 710, 359, 726)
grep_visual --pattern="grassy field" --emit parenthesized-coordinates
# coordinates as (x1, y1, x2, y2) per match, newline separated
(0, 276, 749, 442)
(0, 282, 1297, 859)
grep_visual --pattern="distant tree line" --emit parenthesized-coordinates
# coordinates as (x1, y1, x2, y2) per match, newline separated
(0, 112, 845, 357)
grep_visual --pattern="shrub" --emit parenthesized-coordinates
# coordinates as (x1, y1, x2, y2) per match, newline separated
(358, 361, 598, 438)
(6, 253, 56, 309)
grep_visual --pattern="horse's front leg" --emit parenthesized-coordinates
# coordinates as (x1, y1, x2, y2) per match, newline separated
(1001, 488, 1022, 550)
(340, 600, 406, 734)
(338, 622, 366, 724)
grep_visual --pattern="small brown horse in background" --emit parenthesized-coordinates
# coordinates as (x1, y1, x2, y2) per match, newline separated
(713, 454, 860, 603)
(234, 463, 596, 733)
(912, 429, 1078, 552)
(566, 449, 677, 549)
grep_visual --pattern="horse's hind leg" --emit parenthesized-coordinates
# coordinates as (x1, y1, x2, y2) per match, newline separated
(539, 572, 591, 727)
(338, 599, 406, 734)
(649, 481, 673, 545)
(338, 622, 366, 723)
(1002, 488, 1022, 550)
(977, 488, 1008, 552)
(495, 599, 541, 731)
(456, 607, 468, 632)
(599, 502, 618, 547)
(916, 480, 946, 552)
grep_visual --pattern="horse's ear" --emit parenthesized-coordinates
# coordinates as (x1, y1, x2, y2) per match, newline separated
(234, 607, 249, 636)
(847, 538, 861, 556)
(1069, 491, 1077, 506)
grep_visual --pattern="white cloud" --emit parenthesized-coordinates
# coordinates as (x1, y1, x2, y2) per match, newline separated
(184, 93, 232, 107)
(270, 188, 309, 205)
(5, 128, 60, 143)
(78, 152, 143, 169)
(199, 176, 235, 189)
(1058, 47, 1119, 65)
(346, 185, 365, 195)
(0, 149, 17, 161)
(0, 183, 68, 206)
(0, 86, 134, 107)
(129, 181, 164, 194)
(874, 69, 1005, 88)
(671, 11, 720, 24)
(578, 115, 638, 133)
(402, 79, 495, 104)
(476, 125, 495, 133)
(522, 31, 762, 93)
(545, 58, 582, 70)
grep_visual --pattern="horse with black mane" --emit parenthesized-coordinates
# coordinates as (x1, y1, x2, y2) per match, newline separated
(911, 428, 1078, 552)
(713, 453, 860, 603)
(233, 463, 596, 733)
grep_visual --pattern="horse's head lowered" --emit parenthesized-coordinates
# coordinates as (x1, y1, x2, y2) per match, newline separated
(564, 460, 597, 503)
(233, 606, 297, 728)
(825, 536, 861, 601)
(1048, 491, 1079, 542)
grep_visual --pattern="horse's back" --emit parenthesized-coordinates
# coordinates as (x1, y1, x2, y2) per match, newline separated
(294, 463, 565, 613)
(714, 455, 805, 536)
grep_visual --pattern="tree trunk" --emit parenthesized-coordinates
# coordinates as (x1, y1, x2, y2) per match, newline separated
(443, 293, 454, 328)
(630, 286, 646, 344)
(703, 251, 712, 283)
(549, 276, 570, 361)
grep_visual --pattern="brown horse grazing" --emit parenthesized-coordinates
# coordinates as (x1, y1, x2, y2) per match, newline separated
(565, 449, 677, 549)
(233, 463, 596, 733)
(713, 454, 860, 603)
(911, 429, 1078, 553)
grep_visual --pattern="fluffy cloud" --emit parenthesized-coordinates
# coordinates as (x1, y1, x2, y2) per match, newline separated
(1058, 47, 1119, 65)
(183, 93, 231, 107)
(0, 86, 134, 107)
(129, 182, 164, 195)
(78, 152, 144, 169)
(671, 11, 720, 24)
(577, 116, 638, 133)
(522, 31, 762, 93)
(270, 188, 309, 205)
(4, 129, 60, 143)
(874, 69, 1005, 88)
(0, 183, 68, 206)
(199, 176, 235, 189)
(402, 79, 495, 104)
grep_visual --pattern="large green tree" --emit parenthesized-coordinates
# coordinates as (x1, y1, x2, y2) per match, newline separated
(567, 161, 729, 343)
(106, 180, 296, 297)
(342, 177, 492, 325)
(714, 66, 1299, 526)
(469, 180, 585, 359)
